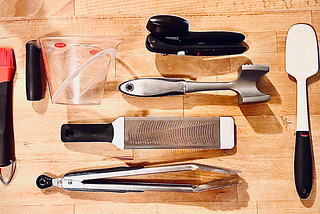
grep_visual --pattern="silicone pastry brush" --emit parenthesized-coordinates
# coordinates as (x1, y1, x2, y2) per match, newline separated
(0, 48, 16, 185)
(286, 24, 319, 199)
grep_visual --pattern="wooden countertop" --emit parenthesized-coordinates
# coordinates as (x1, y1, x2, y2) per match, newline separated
(0, 1, 320, 213)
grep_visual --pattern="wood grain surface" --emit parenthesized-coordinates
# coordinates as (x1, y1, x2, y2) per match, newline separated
(0, 0, 320, 213)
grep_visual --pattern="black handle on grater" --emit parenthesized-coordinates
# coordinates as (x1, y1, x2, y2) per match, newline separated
(61, 124, 114, 142)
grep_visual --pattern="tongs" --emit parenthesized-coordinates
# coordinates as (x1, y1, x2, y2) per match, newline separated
(36, 163, 241, 193)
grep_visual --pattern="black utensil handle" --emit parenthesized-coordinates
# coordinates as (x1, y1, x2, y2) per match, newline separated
(145, 35, 247, 56)
(146, 15, 189, 37)
(146, 15, 245, 44)
(26, 40, 43, 101)
(188, 31, 245, 44)
(0, 81, 15, 167)
(61, 124, 114, 143)
(294, 131, 313, 199)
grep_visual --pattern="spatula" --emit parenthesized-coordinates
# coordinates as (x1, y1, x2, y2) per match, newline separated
(286, 23, 319, 199)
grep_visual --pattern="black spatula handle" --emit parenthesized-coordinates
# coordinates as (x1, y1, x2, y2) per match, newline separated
(61, 124, 114, 143)
(294, 131, 313, 199)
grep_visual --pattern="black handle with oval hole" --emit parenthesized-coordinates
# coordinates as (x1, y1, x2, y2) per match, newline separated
(36, 175, 53, 189)
(294, 131, 313, 199)
(61, 124, 114, 143)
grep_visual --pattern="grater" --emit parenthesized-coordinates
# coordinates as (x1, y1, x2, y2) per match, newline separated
(61, 116, 235, 149)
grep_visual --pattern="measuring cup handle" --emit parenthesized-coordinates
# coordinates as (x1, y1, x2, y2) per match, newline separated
(25, 40, 44, 101)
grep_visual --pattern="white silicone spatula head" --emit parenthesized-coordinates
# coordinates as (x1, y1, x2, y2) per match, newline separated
(286, 24, 319, 80)
(286, 24, 319, 131)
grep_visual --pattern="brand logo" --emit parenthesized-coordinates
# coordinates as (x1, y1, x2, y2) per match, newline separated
(90, 49, 99, 55)
(54, 43, 67, 48)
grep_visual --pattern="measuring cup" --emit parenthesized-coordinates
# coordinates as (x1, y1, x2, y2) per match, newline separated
(26, 36, 121, 104)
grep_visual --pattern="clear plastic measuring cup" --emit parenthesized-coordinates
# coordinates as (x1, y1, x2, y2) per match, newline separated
(38, 36, 121, 104)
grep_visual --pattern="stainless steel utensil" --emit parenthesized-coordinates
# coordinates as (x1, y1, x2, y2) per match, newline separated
(36, 163, 241, 193)
(61, 116, 235, 149)
(118, 64, 270, 104)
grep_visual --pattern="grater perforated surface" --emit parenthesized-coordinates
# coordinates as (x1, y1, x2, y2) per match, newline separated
(124, 117, 220, 149)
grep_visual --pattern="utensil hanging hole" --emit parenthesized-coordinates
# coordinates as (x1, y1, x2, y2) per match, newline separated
(39, 178, 46, 186)
(125, 83, 134, 92)
(65, 128, 74, 138)
(302, 188, 307, 195)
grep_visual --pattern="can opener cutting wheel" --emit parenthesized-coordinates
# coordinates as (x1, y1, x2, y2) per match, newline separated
(36, 163, 241, 193)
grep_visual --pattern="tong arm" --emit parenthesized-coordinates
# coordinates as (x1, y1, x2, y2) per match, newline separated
(63, 163, 241, 181)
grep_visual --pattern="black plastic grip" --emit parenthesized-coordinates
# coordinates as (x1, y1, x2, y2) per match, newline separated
(36, 175, 53, 189)
(145, 35, 247, 56)
(294, 131, 313, 199)
(188, 31, 245, 44)
(61, 123, 114, 143)
(146, 15, 245, 44)
(26, 40, 43, 101)
(0, 81, 15, 167)
(146, 15, 189, 37)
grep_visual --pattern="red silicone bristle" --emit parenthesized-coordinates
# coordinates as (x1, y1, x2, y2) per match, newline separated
(0, 48, 14, 67)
